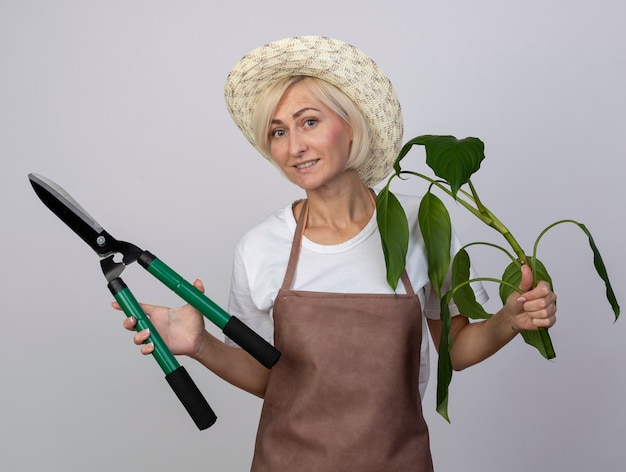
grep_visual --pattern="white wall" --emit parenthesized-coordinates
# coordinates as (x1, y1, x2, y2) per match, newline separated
(1, 1, 624, 470)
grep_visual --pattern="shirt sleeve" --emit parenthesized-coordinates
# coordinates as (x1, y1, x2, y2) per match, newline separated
(422, 226, 489, 320)
(225, 241, 275, 347)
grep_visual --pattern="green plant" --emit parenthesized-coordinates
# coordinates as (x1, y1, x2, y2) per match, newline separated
(376, 135, 620, 421)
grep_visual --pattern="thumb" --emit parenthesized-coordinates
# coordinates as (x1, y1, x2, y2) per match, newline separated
(518, 264, 534, 294)
(193, 278, 205, 294)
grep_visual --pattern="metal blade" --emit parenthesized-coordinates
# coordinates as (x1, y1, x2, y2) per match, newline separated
(28, 173, 110, 254)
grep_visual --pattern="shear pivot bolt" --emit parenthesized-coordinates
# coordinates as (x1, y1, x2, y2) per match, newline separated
(96, 236, 106, 246)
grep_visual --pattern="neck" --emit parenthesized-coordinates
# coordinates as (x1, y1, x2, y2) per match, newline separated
(299, 170, 375, 244)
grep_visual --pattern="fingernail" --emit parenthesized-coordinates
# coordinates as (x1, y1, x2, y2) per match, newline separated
(517, 296, 527, 303)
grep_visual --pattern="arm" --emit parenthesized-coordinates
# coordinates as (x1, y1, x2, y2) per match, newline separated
(189, 329, 271, 398)
(427, 264, 557, 371)
(120, 279, 271, 398)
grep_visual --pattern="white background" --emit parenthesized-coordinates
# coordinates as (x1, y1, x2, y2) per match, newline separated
(1, 1, 625, 470)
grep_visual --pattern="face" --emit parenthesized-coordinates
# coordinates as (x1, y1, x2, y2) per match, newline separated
(268, 82, 353, 190)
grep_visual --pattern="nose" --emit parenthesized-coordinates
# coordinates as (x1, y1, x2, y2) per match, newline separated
(288, 130, 307, 156)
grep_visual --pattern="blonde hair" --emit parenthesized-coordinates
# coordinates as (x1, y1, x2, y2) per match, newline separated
(252, 76, 371, 173)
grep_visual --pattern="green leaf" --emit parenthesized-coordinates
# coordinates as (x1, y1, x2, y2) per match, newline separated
(499, 257, 553, 303)
(376, 186, 409, 291)
(417, 135, 485, 198)
(577, 223, 620, 320)
(451, 249, 491, 320)
(435, 294, 453, 422)
(520, 328, 556, 360)
(534, 219, 620, 321)
(393, 136, 430, 175)
(500, 258, 556, 359)
(418, 192, 452, 297)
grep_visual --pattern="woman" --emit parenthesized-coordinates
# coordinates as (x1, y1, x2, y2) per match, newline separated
(120, 36, 557, 471)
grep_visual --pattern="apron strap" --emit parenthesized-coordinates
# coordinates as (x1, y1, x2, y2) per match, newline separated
(280, 193, 417, 296)
(281, 199, 308, 290)
(400, 271, 416, 296)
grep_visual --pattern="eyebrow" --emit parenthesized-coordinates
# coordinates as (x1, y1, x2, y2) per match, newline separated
(271, 107, 321, 125)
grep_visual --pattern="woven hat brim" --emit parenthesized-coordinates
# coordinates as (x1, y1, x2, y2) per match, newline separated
(224, 36, 403, 187)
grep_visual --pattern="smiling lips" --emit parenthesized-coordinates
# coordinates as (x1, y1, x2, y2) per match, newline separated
(294, 159, 320, 170)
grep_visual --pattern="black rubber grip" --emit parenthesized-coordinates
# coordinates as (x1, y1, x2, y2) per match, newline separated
(223, 316, 281, 369)
(165, 366, 217, 430)
(107, 277, 127, 295)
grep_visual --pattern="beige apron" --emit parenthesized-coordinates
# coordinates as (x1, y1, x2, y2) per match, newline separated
(251, 200, 434, 472)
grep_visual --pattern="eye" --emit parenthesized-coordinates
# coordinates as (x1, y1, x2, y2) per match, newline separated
(304, 118, 318, 128)
(270, 128, 286, 139)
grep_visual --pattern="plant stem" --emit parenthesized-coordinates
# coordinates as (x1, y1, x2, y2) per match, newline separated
(467, 180, 486, 213)
(466, 180, 527, 264)
(477, 207, 527, 264)
(399, 171, 483, 219)
(400, 171, 528, 264)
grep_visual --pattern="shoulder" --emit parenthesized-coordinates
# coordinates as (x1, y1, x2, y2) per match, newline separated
(393, 191, 422, 222)
(234, 202, 297, 260)
(391, 190, 422, 208)
(230, 202, 298, 314)
(378, 190, 423, 234)
(383, 190, 460, 238)
(376, 189, 422, 214)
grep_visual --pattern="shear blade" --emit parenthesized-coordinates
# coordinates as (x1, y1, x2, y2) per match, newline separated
(28, 173, 109, 255)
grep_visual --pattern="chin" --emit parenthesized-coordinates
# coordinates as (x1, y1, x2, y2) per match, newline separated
(295, 182, 322, 192)
(288, 174, 324, 190)
(289, 168, 348, 191)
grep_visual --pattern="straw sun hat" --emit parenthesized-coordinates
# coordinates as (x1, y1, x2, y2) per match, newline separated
(224, 36, 403, 187)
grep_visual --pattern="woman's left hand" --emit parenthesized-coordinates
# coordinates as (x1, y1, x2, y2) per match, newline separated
(505, 264, 558, 331)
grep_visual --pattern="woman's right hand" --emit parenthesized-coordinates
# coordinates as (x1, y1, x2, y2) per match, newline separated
(114, 279, 207, 358)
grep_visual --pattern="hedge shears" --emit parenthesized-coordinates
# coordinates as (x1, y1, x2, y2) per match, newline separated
(28, 173, 280, 430)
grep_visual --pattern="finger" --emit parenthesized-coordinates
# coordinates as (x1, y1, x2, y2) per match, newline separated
(517, 264, 534, 294)
(114, 300, 158, 316)
(524, 293, 558, 323)
(193, 278, 205, 294)
(532, 312, 557, 329)
(123, 316, 137, 330)
(534, 280, 554, 296)
(133, 328, 151, 345)
(524, 281, 555, 304)
(141, 342, 155, 355)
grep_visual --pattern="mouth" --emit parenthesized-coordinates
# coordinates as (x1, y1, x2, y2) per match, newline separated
(294, 159, 320, 170)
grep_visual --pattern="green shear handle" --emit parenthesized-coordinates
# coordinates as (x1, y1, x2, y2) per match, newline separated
(108, 278, 217, 430)
(138, 251, 281, 369)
